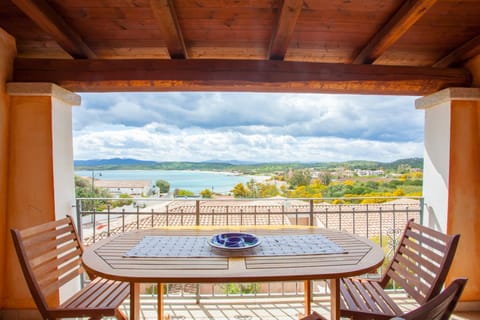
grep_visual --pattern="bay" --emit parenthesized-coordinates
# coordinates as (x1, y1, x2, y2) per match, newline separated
(75, 170, 269, 194)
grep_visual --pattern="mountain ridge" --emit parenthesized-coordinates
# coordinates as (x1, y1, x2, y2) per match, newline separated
(74, 157, 423, 172)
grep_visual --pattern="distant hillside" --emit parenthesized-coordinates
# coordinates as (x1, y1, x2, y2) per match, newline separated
(74, 157, 423, 174)
(74, 158, 158, 167)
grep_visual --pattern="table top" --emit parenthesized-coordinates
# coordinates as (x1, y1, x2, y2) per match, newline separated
(82, 226, 385, 283)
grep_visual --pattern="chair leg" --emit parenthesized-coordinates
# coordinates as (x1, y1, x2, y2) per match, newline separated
(115, 308, 128, 320)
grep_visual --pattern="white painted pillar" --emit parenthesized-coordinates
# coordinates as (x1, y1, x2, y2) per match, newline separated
(416, 87, 480, 307)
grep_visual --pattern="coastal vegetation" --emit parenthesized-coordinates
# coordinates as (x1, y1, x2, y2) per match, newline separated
(155, 179, 170, 193)
(75, 158, 423, 204)
(228, 170, 422, 202)
(75, 176, 133, 210)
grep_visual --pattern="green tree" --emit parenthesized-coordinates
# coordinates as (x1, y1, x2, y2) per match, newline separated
(155, 179, 170, 193)
(257, 182, 279, 198)
(318, 171, 332, 185)
(175, 189, 194, 197)
(74, 175, 111, 211)
(231, 183, 249, 198)
(200, 188, 213, 198)
(288, 170, 311, 189)
(112, 193, 133, 207)
(246, 179, 258, 198)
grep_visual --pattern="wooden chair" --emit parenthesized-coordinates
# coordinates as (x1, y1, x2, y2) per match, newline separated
(11, 215, 129, 320)
(300, 278, 467, 320)
(393, 277, 467, 320)
(339, 219, 460, 320)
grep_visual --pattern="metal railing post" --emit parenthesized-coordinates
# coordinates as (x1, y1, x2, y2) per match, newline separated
(420, 197, 425, 225)
(75, 199, 83, 241)
(309, 199, 314, 226)
(196, 200, 200, 226)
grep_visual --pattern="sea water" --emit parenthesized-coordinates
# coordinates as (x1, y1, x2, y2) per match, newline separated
(75, 169, 268, 194)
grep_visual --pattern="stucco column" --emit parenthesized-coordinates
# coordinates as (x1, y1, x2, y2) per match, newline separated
(3, 83, 80, 317)
(0, 28, 16, 313)
(416, 87, 480, 308)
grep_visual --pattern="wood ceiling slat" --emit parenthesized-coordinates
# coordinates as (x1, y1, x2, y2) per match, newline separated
(433, 34, 480, 68)
(353, 0, 438, 64)
(50, 0, 150, 8)
(175, 0, 277, 9)
(150, 0, 188, 59)
(176, 7, 277, 19)
(11, 0, 96, 59)
(185, 30, 271, 42)
(268, 0, 303, 60)
(13, 58, 471, 95)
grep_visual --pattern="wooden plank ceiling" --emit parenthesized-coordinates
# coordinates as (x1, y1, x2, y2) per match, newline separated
(0, 0, 479, 94)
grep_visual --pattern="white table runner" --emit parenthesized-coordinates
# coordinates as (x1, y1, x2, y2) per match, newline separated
(124, 234, 345, 258)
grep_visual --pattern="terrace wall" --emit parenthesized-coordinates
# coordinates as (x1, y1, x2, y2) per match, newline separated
(0, 27, 15, 311)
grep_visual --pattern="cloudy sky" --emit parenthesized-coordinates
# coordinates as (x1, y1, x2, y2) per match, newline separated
(73, 92, 424, 163)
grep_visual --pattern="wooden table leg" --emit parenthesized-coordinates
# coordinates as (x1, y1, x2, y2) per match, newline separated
(130, 282, 140, 320)
(158, 282, 165, 320)
(330, 278, 340, 320)
(304, 280, 312, 316)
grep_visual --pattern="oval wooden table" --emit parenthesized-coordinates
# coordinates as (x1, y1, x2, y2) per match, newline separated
(82, 226, 384, 320)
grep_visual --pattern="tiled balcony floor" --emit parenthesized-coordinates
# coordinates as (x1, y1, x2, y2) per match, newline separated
(118, 295, 479, 319)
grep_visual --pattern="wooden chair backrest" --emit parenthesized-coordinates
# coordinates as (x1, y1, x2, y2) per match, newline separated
(380, 219, 460, 304)
(10, 216, 86, 319)
(398, 278, 467, 320)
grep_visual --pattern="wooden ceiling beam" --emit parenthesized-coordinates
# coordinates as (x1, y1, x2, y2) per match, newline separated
(150, 0, 188, 59)
(433, 34, 480, 68)
(11, 0, 95, 59)
(268, 0, 303, 60)
(13, 59, 471, 95)
(353, 0, 438, 64)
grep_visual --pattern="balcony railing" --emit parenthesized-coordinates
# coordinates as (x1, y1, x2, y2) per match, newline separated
(75, 196, 423, 306)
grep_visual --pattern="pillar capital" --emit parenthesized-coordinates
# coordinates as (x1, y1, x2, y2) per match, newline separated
(415, 87, 480, 110)
(7, 82, 81, 106)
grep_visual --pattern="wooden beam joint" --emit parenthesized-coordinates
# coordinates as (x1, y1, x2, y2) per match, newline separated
(11, 0, 96, 59)
(268, 0, 304, 61)
(354, 0, 437, 64)
(150, 0, 188, 59)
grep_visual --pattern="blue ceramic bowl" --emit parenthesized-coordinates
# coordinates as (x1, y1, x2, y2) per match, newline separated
(225, 236, 245, 247)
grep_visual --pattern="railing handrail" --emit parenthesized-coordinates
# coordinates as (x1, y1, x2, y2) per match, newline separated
(75, 195, 423, 302)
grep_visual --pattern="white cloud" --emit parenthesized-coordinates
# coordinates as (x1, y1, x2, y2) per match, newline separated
(73, 92, 424, 162)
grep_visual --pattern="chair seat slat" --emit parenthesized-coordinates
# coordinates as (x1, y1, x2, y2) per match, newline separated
(342, 278, 370, 311)
(352, 280, 383, 313)
(68, 278, 114, 308)
(363, 281, 401, 315)
(340, 280, 358, 310)
(61, 278, 129, 310)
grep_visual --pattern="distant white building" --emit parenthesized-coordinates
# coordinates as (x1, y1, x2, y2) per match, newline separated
(94, 179, 152, 196)
(354, 169, 385, 176)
